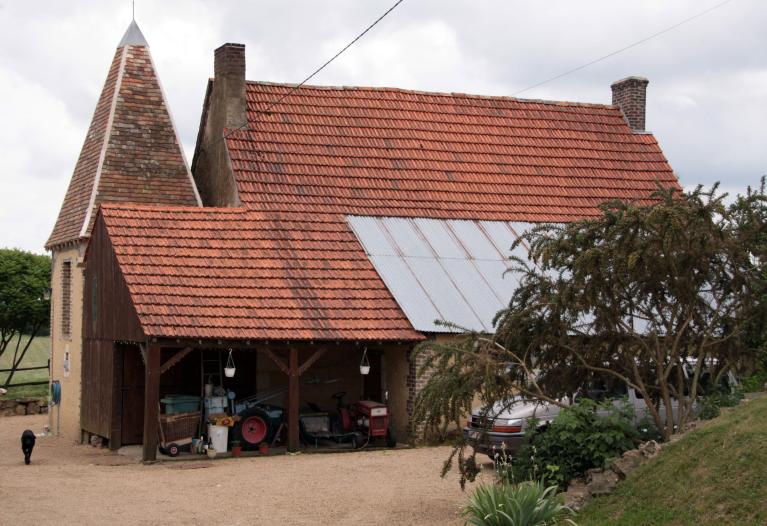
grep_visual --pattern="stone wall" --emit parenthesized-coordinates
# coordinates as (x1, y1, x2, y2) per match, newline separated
(50, 245, 85, 440)
(0, 397, 49, 417)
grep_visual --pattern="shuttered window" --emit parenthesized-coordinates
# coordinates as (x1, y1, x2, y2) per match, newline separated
(61, 260, 72, 337)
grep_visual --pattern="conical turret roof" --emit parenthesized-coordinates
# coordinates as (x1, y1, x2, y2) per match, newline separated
(118, 20, 148, 47)
(47, 21, 200, 249)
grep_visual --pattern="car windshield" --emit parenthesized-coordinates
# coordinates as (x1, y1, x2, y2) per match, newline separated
(578, 376, 628, 401)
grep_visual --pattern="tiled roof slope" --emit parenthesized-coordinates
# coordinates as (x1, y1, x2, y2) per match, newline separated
(98, 204, 422, 341)
(47, 37, 199, 249)
(226, 83, 678, 222)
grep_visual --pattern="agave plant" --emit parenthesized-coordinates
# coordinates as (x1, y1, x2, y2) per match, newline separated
(461, 481, 576, 526)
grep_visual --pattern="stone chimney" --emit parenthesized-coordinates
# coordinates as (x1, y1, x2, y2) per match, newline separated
(191, 43, 247, 207)
(611, 76, 649, 132)
(214, 43, 247, 129)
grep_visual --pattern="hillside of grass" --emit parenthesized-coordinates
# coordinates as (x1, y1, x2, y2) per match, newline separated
(0, 334, 50, 398)
(578, 393, 767, 526)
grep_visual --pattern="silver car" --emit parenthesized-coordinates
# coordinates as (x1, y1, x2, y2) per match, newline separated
(463, 381, 667, 458)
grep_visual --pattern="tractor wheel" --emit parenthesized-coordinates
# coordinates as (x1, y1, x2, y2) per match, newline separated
(167, 443, 180, 457)
(350, 433, 364, 449)
(233, 406, 272, 449)
(386, 426, 397, 448)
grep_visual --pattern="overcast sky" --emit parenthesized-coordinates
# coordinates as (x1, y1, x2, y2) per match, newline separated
(1, 0, 764, 254)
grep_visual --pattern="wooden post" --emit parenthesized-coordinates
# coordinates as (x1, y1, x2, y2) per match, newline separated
(142, 344, 161, 461)
(109, 344, 124, 450)
(287, 347, 299, 452)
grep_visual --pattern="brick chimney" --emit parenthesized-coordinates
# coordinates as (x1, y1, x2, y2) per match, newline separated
(191, 43, 248, 207)
(611, 76, 649, 132)
(214, 43, 247, 129)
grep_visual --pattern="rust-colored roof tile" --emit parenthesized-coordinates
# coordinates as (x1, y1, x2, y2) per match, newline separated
(99, 204, 423, 341)
(226, 82, 678, 222)
(47, 44, 198, 249)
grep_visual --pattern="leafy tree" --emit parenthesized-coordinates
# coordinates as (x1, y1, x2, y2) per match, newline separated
(414, 183, 767, 483)
(0, 248, 51, 388)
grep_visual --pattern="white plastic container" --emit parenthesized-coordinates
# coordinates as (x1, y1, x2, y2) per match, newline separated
(208, 424, 228, 453)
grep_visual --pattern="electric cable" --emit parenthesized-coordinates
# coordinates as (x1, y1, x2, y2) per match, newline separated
(223, 0, 406, 141)
(512, 0, 737, 96)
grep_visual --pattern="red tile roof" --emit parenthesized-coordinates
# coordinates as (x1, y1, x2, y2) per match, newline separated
(95, 81, 681, 341)
(99, 204, 422, 341)
(226, 82, 679, 222)
(47, 44, 199, 249)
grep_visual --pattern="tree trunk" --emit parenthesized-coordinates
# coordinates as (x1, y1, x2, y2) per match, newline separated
(2, 325, 40, 389)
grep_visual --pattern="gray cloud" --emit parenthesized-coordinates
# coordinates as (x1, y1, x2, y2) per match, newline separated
(1, 0, 764, 253)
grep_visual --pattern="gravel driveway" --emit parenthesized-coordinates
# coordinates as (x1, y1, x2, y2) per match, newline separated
(0, 414, 487, 525)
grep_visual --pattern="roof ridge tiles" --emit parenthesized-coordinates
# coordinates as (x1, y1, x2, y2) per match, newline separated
(244, 80, 615, 109)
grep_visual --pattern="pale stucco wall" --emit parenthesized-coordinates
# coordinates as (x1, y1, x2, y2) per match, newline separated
(49, 245, 84, 441)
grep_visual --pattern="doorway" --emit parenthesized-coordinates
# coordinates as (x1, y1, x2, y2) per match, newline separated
(118, 344, 145, 445)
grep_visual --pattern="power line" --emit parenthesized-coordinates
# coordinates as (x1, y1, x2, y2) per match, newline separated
(224, 0, 406, 140)
(512, 0, 737, 96)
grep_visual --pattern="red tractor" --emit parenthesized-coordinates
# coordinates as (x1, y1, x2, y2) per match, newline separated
(334, 393, 397, 448)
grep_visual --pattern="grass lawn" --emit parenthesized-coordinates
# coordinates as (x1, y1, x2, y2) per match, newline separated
(0, 334, 50, 398)
(577, 394, 767, 526)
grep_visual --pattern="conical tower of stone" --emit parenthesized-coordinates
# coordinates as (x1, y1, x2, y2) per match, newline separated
(46, 21, 200, 440)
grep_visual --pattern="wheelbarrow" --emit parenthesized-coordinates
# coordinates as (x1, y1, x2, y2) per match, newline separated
(159, 408, 201, 457)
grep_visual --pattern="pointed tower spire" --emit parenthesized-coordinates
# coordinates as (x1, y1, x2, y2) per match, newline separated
(118, 19, 148, 48)
(47, 22, 200, 249)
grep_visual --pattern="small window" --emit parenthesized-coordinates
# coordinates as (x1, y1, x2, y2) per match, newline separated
(61, 260, 72, 338)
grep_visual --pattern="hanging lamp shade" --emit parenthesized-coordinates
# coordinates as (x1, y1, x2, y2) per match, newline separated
(224, 349, 236, 377)
(360, 348, 370, 375)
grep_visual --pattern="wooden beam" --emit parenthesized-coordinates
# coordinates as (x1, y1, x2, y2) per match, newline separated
(139, 343, 147, 366)
(264, 348, 290, 376)
(142, 344, 161, 462)
(298, 347, 327, 376)
(287, 347, 299, 452)
(109, 345, 123, 451)
(160, 347, 192, 375)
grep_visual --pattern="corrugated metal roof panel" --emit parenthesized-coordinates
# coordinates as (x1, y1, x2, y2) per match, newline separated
(412, 218, 465, 259)
(368, 254, 445, 332)
(347, 215, 532, 333)
(381, 217, 433, 258)
(440, 259, 505, 330)
(347, 215, 396, 256)
(407, 257, 485, 331)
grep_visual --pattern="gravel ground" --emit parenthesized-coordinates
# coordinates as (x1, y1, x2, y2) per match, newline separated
(0, 414, 488, 525)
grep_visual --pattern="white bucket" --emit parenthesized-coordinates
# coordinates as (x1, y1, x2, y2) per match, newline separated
(360, 365, 370, 375)
(224, 367, 236, 378)
(208, 424, 229, 453)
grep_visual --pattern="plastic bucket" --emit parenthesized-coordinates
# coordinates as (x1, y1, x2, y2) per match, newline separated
(208, 424, 229, 453)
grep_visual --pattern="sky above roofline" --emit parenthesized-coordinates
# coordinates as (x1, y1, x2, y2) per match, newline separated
(1, 0, 764, 253)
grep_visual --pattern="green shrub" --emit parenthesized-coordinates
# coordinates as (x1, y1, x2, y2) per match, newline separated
(636, 416, 663, 442)
(461, 480, 576, 526)
(498, 399, 638, 489)
(740, 371, 767, 393)
(699, 388, 744, 420)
